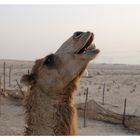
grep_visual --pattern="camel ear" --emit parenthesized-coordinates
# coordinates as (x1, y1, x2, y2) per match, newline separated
(20, 74, 35, 85)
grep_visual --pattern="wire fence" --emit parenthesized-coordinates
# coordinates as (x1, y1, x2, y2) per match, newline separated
(79, 86, 140, 133)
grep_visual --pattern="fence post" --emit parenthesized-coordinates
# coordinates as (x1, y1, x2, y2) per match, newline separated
(122, 98, 127, 127)
(27, 70, 30, 91)
(28, 69, 30, 75)
(15, 79, 24, 97)
(102, 82, 105, 105)
(84, 88, 89, 128)
(9, 66, 12, 87)
(3, 62, 6, 92)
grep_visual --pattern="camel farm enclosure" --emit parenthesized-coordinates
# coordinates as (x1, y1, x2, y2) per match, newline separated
(0, 59, 140, 135)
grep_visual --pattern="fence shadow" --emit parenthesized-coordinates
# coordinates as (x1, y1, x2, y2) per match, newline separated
(77, 99, 140, 134)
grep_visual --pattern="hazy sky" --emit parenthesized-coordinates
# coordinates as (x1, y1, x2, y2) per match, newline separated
(0, 5, 140, 64)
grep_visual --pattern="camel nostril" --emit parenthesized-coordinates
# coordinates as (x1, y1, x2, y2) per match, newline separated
(73, 31, 83, 38)
(87, 31, 94, 37)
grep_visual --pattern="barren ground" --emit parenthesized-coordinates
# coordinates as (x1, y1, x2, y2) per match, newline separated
(0, 60, 140, 135)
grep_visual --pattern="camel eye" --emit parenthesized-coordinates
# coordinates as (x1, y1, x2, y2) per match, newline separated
(44, 54, 54, 66)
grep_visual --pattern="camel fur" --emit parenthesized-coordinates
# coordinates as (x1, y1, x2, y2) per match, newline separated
(21, 31, 100, 135)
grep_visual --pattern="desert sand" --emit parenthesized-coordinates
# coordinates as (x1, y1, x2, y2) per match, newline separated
(0, 59, 140, 135)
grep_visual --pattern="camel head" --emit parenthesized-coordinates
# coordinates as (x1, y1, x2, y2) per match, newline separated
(21, 31, 100, 92)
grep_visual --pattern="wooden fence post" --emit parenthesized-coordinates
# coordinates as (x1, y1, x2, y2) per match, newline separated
(15, 79, 24, 97)
(27, 70, 30, 91)
(28, 69, 30, 75)
(3, 62, 6, 92)
(9, 66, 12, 87)
(122, 98, 127, 127)
(84, 88, 89, 128)
(102, 82, 105, 105)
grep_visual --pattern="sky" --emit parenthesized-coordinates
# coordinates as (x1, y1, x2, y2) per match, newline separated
(0, 5, 140, 64)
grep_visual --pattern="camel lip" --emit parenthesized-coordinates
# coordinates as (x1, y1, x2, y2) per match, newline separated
(76, 33, 94, 54)
(84, 44, 100, 54)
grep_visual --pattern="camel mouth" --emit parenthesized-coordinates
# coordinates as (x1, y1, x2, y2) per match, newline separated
(77, 34, 99, 55)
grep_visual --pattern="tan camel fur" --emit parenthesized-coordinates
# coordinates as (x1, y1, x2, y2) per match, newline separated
(21, 31, 100, 135)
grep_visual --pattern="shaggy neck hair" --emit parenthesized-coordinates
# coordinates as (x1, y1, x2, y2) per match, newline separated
(24, 77, 79, 135)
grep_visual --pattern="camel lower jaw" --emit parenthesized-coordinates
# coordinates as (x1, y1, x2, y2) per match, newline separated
(82, 44, 99, 54)
(83, 47, 100, 55)
(77, 44, 100, 60)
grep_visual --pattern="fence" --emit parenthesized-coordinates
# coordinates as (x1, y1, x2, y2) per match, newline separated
(78, 87, 140, 134)
(0, 61, 28, 116)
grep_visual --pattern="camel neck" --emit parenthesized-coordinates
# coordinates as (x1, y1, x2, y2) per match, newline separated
(24, 81, 78, 135)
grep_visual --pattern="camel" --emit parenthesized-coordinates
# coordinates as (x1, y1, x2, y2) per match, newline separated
(20, 31, 100, 135)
